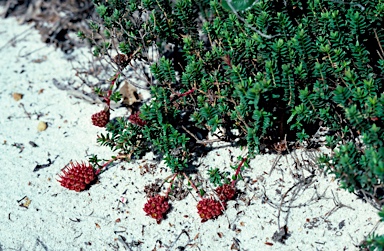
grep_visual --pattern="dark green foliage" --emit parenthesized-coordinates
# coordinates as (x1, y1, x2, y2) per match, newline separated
(360, 234, 384, 251)
(98, 118, 149, 157)
(207, 167, 230, 186)
(359, 206, 384, 251)
(360, 206, 384, 250)
(86, 0, 384, 208)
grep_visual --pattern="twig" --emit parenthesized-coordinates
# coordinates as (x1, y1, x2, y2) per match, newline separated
(269, 155, 283, 175)
(276, 175, 314, 229)
(33, 156, 59, 172)
(166, 230, 190, 251)
(269, 135, 288, 175)
(18, 103, 31, 119)
(181, 125, 222, 144)
(324, 190, 355, 219)
(19, 45, 47, 57)
(0, 26, 34, 52)
(52, 78, 104, 104)
(374, 29, 384, 60)
(117, 235, 133, 251)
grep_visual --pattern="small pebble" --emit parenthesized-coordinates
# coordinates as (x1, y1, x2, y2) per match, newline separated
(37, 121, 47, 131)
(12, 93, 23, 101)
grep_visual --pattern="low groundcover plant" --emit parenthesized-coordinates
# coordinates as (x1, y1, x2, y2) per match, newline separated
(58, 0, 383, 248)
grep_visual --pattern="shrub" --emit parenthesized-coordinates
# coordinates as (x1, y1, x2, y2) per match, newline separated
(73, 0, 384, 231)
(84, 0, 383, 204)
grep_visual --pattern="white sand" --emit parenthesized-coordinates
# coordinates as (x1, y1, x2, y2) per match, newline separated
(0, 12, 383, 251)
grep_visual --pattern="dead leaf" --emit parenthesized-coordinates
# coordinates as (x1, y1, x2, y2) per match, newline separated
(120, 81, 141, 106)
(19, 196, 31, 208)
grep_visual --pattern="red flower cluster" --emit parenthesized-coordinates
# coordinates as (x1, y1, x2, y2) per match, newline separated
(129, 112, 147, 127)
(215, 184, 236, 202)
(58, 162, 97, 192)
(196, 198, 225, 222)
(92, 110, 110, 127)
(143, 195, 170, 223)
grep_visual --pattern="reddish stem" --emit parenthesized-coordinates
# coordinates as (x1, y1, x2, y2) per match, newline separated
(231, 157, 247, 187)
(178, 88, 195, 98)
(95, 154, 127, 175)
(170, 88, 195, 102)
(182, 172, 203, 199)
(164, 173, 178, 198)
(104, 72, 120, 107)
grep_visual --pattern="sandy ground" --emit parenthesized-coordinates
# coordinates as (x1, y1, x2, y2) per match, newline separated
(0, 10, 383, 251)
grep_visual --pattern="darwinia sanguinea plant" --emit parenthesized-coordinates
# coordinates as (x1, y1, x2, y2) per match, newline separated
(61, 67, 247, 224)
(78, 2, 384, 247)
(63, 67, 246, 223)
